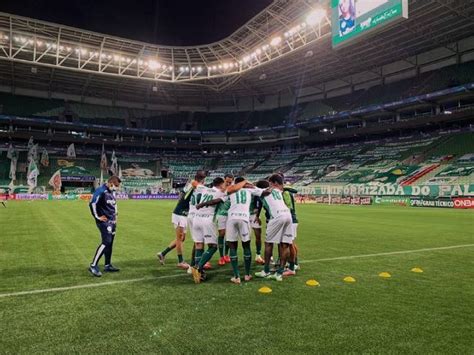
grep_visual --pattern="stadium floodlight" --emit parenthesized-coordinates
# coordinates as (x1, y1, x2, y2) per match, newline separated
(197, 66, 202, 72)
(67, 47, 72, 52)
(270, 36, 282, 46)
(223, 63, 229, 69)
(113, 55, 120, 62)
(185, 66, 190, 72)
(255, 48, 262, 55)
(306, 9, 326, 26)
(168, 65, 173, 71)
(36, 40, 43, 46)
(148, 60, 159, 70)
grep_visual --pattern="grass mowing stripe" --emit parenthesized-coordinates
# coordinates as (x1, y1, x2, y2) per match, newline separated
(1, 243, 472, 299)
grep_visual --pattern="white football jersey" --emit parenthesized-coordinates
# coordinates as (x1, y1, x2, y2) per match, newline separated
(261, 189, 291, 219)
(227, 187, 264, 220)
(196, 186, 226, 219)
(188, 184, 207, 216)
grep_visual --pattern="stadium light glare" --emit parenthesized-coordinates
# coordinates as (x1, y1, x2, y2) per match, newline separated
(197, 66, 202, 72)
(212, 65, 217, 70)
(36, 40, 43, 46)
(67, 47, 72, 52)
(255, 48, 262, 55)
(80, 48, 87, 55)
(168, 65, 173, 71)
(270, 36, 282, 46)
(306, 9, 326, 26)
(4, 35, 8, 40)
(185, 66, 190, 72)
(149, 60, 159, 70)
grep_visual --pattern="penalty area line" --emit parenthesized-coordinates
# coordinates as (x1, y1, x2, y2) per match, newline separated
(1, 243, 473, 299)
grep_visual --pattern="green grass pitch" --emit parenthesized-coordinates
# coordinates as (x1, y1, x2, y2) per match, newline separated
(1, 201, 473, 353)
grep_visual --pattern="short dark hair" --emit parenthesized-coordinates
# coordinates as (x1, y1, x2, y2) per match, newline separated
(269, 174, 283, 185)
(108, 176, 121, 184)
(256, 180, 270, 189)
(195, 170, 207, 182)
(213, 177, 225, 187)
(224, 173, 234, 180)
(234, 176, 245, 184)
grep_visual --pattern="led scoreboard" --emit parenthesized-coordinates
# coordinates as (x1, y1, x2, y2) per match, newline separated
(331, 0, 409, 48)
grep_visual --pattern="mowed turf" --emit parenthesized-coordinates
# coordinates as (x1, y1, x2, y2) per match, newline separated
(0, 200, 473, 354)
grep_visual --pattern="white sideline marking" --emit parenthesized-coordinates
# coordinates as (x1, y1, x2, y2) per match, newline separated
(1, 244, 473, 299)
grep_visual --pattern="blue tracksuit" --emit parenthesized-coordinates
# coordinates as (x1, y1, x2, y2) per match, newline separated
(89, 184, 118, 266)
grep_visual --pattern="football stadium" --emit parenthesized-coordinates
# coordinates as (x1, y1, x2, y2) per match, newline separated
(0, 0, 473, 353)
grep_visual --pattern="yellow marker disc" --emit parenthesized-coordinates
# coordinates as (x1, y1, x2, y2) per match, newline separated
(411, 267, 423, 273)
(343, 276, 356, 283)
(306, 279, 320, 287)
(258, 286, 272, 294)
(379, 272, 391, 278)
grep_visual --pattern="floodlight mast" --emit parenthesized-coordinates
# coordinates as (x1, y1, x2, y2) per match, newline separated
(0, 3, 330, 84)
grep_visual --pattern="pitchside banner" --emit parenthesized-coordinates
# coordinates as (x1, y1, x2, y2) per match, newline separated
(314, 184, 474, 197)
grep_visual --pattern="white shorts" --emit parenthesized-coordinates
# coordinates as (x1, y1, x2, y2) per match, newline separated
(192, 216, 217, 245)
(187, 212, 195, 234)
(292, 223, 298, 239)
(217, 215, 227, 230)
(266, 214, 293, 244)
(249, 214, 261, 229)
(172, 213, 188, 230)
(226, 219, 251, 242)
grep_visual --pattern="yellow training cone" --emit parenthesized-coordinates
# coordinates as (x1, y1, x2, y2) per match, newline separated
(411, 267, 423, 273)
(258, 286, 272, 294)
(379, 272, 391, 278)
(343, 276, 356, 283)
(306, 279, 320, 287)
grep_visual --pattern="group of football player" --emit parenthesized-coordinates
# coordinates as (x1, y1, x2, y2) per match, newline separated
(156, 170, 299, 284)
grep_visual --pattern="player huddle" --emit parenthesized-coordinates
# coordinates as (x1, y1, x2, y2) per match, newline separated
(87, 171, 299, 284)
(157, 171, 300, 284)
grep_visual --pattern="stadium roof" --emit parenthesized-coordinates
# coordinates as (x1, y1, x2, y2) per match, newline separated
(0, 0, 473, 111)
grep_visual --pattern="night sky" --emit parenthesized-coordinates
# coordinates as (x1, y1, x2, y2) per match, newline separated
(0, 0, 273, 45)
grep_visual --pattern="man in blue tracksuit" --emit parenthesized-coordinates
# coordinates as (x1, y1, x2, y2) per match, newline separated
(88, 176, 121, 277)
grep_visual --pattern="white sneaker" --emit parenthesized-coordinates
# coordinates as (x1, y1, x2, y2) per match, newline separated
(230, 277, 241, 285)
(294, 264, 300, 271)
(187, 266, 193, 274)
(268, 272, 283, 282)
(255, 270, 272, 278)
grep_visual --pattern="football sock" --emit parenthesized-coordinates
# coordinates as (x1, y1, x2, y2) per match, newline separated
(295, 257, 299, 265)
(277, 267, 284, 275)
(264, 263, 270, 274)
(198, 246, 217, 271)
(230, 248, 239, 277)
(256, 241, 262, 256)
(218, 236, 225, 257)
(289, 261, 295, 271)
(224, 243, 230, 256)
(194, 249, 203, 268)
(177, 254, 184, 263)
(243, 247, 252, 276)
(161, 246, 173, 256)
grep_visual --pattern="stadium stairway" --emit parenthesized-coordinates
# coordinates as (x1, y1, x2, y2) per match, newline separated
(400, 164, 440, 186)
